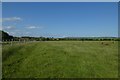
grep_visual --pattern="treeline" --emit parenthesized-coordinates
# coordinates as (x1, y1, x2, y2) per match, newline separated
(10, 37, 120, 41)
(62, 37, 120, 41)
(0, 30, 120, 41)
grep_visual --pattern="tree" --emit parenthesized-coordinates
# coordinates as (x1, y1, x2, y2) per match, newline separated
(0, 30, 13, 41)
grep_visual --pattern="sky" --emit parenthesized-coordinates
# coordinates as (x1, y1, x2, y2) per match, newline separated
(2, 2, 118, 37)
(2, 0, 120, 2)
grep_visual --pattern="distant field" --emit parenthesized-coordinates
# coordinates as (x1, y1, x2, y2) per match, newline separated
(2, 41, 118, 78)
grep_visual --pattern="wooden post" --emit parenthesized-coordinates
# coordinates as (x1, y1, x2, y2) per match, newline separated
(11, 39, 13, 46)
(23, 39, 26, 44)
(19, 39, 20, 45)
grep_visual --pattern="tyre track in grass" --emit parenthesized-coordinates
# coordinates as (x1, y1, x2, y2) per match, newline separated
(2, 42, 39, 78)
(15, 42, 65, 78)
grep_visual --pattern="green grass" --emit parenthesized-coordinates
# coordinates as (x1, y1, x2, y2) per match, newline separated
(2, 41, 118, 78)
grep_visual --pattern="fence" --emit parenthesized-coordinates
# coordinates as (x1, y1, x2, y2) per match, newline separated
(1, 40, 41, 46)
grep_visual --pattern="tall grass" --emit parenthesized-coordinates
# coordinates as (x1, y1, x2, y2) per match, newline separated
(2, 41, 118, 78)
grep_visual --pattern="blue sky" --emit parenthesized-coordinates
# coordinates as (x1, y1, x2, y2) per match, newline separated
(2, 2, 118, 37)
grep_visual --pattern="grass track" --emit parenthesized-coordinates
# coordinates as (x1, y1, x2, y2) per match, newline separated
(2, 41, 118, 78)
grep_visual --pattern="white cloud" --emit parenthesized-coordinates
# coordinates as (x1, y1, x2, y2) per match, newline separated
(9, 32, 15, 35)
(1, 17, 22, 22)
(24, 32, 30, 35)
(26, 26, 42, 29)
(3, 26, 15, 30)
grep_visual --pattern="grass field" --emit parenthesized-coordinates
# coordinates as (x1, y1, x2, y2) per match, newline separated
(2, 41, 118, 78)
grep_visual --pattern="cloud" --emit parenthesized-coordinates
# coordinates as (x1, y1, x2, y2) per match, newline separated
(9, 32, 16, 35)
(26, 26, 43, 29)
(1, 17, 22, 22)
(3, 26, 15, 30)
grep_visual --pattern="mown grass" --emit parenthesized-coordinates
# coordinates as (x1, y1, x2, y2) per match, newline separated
(2, 41, 118, 78)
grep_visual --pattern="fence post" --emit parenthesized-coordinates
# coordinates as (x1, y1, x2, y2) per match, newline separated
(19, 39, 20, 45)
(11, 39, 13, 46)
(24, 39, 25, 43)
